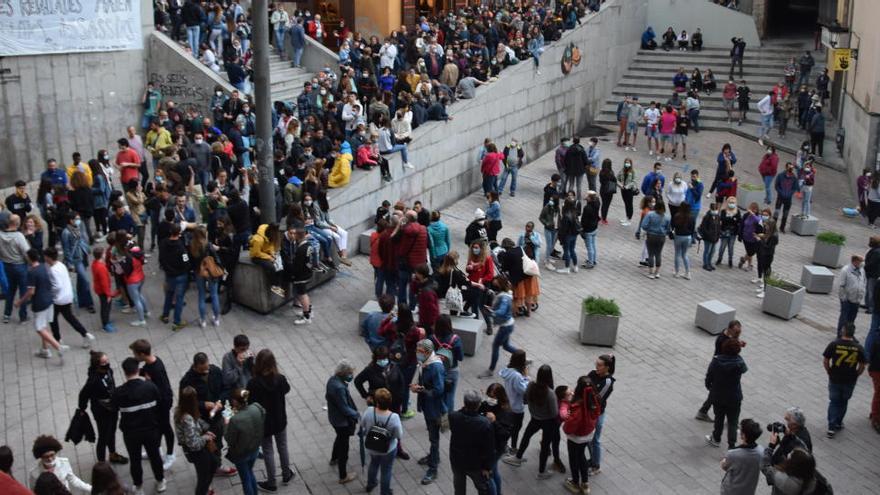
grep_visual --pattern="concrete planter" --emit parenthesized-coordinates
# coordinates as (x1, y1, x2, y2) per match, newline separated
(579, 309, 619, 347)
(790, 215, 818, 236)
(800, 265, 834, 294)
(812, 240, 844, 268)
(737, 187, 764, 210)
(762, 281, 806, 320)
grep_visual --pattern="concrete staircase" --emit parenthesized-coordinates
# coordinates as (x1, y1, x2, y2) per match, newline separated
(266, 52, 314, 103)
(594, 45, 826, 130)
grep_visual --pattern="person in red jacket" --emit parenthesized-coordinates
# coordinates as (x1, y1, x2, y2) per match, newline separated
(394, 211, 428, 309)
(466, 240, 495, 334)
(91, 246, 120, 333)
(411, 264, 439, 333)
(481, 143, 504, 194)
(758, 145, 779, 205)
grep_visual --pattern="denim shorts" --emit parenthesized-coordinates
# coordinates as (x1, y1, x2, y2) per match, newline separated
(646, 125, 658, 138)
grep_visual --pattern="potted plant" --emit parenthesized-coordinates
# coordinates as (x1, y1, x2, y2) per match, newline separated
(812, 231, 846, 268)
(579, 296, 620, 347)
(761, 276, 806, 320)
(736, 183, 764, 210)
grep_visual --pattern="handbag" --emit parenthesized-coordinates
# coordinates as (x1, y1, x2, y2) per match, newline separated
(445, 271, 464, 312)
(200, 254, 225, 279)
(521, 247, 540, 277)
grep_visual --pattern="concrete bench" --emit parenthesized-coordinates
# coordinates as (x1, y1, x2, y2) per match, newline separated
(450, 315, 486, 356)
(801, 265, 834, 294)
(791, 215, 818, 236)
(695, 300, 736, 336)
(232, 252, 337, 315)
(359, 229, 375, 255)
(358, 300, 382, 327)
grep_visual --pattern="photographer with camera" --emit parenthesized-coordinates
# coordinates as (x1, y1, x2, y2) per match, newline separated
(767, 407, 812, 466)
(696, 320, 745, 422)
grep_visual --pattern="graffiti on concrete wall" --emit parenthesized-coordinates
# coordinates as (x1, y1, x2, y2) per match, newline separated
(148, 72, 211, 113)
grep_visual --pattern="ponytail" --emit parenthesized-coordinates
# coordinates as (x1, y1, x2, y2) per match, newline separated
(599, 353, 615, 376)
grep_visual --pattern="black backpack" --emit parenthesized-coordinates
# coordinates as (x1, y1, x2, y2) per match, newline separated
(364, 409, 393, 452)
(810, 471, 833, 495)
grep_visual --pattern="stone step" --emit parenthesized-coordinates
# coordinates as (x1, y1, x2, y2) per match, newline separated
(608, 90, 790, 105)
(635, 48, 825, 63)
(629, 61, 793, 77)
(632, 56, 820, 71)
(640, 46, 823, 56)
(617, 76, 787, 90)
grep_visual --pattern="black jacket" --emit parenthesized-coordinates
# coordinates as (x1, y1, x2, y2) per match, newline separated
(497, 247, 524, 285)
(448, 409, 495, 471)
(865, 247, 880, 278)
(698, 213, 721, 243)
(181, 1, 204, 27)
(580, 199, 600, 233)
(705, 355, 748, 406)
(65, 410, 96, 445)
(246, 374, 291, 436)
(179, 365, 225, 417)
(113, 378, 161, 434)
(158, 237, 191, 276)
(464, 220, 488, 247)
(226, 198, 251, 234)
(78, 368, 116, 415)
(563, 144, 587, 177)
(353, 362, 406, 412)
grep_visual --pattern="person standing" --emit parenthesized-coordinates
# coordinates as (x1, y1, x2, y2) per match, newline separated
(704, 339, 748, 450)
(563, 138, 588, 201)
(174, 386, 219, 495)
(159, 225, 191, 331)
(1, 214, 31, 324)
(617, 159, 638, 226)
(539, 195, 560, 270)
(248, 349, 295, 492)
(326, 359, 360, 485)
(499, 139, 525, 197)
(561, 376, 600, 494)
(759, 146, 779, 205)
(597, 160, 616, 225)
(78, 351, 128, 465)
(557, 198, 581, 274)
(130, 339, 178, 472)
(113, 357, 167, 494)
(640, 201, 670, 279)
(16, 249, 66, 359)
(225, 388, 265, 495)
(836, 255, 866, 338)
(756, 91, 774, 146)
(412, 339, 446, 486)
(797, 51, 815, 88)
(773, 163, 800, 233)
(754, 215, 779, 298)
(44, 247, 95, 348)
(60, 213, 95, 313)
(395, 211, 428, 310)
(735, 80, 751, 126)
(360, 388, 403, 495)
(615, 96, 630, 148)
(798, 160, 816, 218)
(289, 17, 306, 68)
(808, 104, 826, 158)
(729, 37, 746, 80)
(822, 323, 867, 438)
(716, 199, 741, 268)
(427, 211, 450, 270)
(719, 419, 764, 495)
(221, 335, 254, 396)
(449, 390, 494, 495)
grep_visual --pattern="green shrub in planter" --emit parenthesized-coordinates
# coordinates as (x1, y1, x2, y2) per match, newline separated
(740, 183, 765, 191)
(816, 231, 846, 246)
(580, 296, 620, 346)
(813, 231, 846, 268)
(583, 296, 621, 317)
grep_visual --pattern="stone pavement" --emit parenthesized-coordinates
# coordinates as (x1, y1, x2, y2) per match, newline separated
(2, 129, 879, 494)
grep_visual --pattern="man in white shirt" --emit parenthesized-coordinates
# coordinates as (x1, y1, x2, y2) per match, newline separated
(643, 102, 661, 156)
(756, 91, 774, 146)
(379, 39, 398, 70)
(44, 247, 95, 349)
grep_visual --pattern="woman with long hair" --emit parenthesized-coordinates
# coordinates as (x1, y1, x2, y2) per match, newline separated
(434, 251, 472, 317)
(68, 170, 95, 244)
(563, 376, 596, 494)
(499, 350, 530, 456)
(89, 160, 111, 238)
(557, 198, 581, 274)
(755, 212, 779, 299)
(249, 222, 284, 297)
(671, 203, 694, 279)
(480, 383, 515, 495)
(246, 349, 294, 491)
(77, 351, 127, 465)
(190, 226, 222, 327)
(597, 159, 617, 224)
(505, 365, 563, 479)
(587, 354, 616, 475)
(90, 461, 126, 495)
(174, 386, 218, 495)
(640, 200, 670, 279)
(762, 446, 818, 494)
(24, 213, 44, 257)
(738, 202, 763, 271)
(465, 240, 495, 331)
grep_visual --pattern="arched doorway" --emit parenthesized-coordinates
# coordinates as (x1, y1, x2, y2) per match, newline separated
(765, 0, 820, 37)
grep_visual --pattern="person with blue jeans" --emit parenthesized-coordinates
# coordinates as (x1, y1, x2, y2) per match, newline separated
(580, 193, 600, 268)
(378, 120, 413, 170)
(671, 207, 693, 279)
(158, 226, 191, 331)
(412, 339, 446, 485)
(498, 140, 525, 196)
(360, 389, 402, 495)
(822, 323, 867, 437)
(1, 214, 31, 322)
(181, 0, 205, 58)
(225, 389, 265, 495)
(60, 215, 95, 311)
(758, 146, 779, 204)
(432, 316, 464, 413)
(478, 277, 517, 378)
(588, 354, 616, 474)
(836, 256, 865, 338)
(756, 92, 774, 145)
(698, 204, 722, 270)
(289, 17, 306, 68)
(557, 198, 581, 274)
(773, 164, 800, 233)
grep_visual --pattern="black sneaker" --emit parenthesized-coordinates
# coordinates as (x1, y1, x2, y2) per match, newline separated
(417, 455, 430, 466)
(282, 470, 295, 484)
(257, 481, 278, 493)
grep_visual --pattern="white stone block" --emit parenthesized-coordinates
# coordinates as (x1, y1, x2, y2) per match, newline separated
(801, 265, 834, 294)
(695, 300, 736, 335)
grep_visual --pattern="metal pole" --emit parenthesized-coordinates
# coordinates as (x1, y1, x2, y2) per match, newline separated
(252, 0, 276, 224)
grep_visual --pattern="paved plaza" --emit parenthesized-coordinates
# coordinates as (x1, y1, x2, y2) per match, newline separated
(2, 128, 879, 494)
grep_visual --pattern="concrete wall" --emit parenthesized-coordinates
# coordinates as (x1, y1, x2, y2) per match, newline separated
(326, 0, 646, 240)
(840, 92, 880, 177)
(0, 0, 154, 187)
(646, 0, 761, 47)
(147, 33, 236, 117)
(356, 0, 402, 39)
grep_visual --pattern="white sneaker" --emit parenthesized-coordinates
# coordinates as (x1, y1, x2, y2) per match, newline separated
(544, 261, 556, 270)
(682, 272, 691, 280)
(293, 316, 312, 325)
(82, 333, 96, 348)
(572, 265, 579, 273)
(35, 348, 52, 359)
(212, 317, 220, 327)
(162, 453, 175, 471)
(621, 220, 631, 226)
(705, 192, 712, 199)
(630, 147, 637, 152)
(156, 478, 168, 493)
(403, 162, 414, 169)
(199, 319, 207, 328)
(756, 291, 765, 299)
(750, 278, 760, 284)
(556, 267, 570, 274)
(58, 344, 70, 352)
(536, 69, 542, 75)
(121, 306, 134, 314)
(130, 320, 147, 327)
(757, 138, 764, 147)
(134, 485, 145, 495)
(648, 150, 654, 156)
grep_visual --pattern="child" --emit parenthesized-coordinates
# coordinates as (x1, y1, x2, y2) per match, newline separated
(91, 246, 120, 333)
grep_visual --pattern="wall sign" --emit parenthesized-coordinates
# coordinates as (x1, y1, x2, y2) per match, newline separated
(0, 0, 142, 56)
(561, 42, 581, 75)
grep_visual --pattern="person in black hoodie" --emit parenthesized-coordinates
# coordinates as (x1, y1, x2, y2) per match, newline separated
(465, 209, 489, 247)
(353, 346, 410, 460)
(716, 199, 741, 268)
(449, 390, 495, 494)
(704, 339, 748, 450)
(698, 203, 722, 271)
(78, 351, 128, 465)
(281, 225, 314, 325)
(755, 214, 779, 299)
(580, 192, 600, 269)
(113, 357, 166, 493)
(588, 354, 616, 475)
(479, 382, 515, 494)
(864, 236, 880, 314)
(247, 349, 295, 492)
(563, 138, 588, 201)
(130, 338, 176, 469)
(158, 225, 191, 331)
(496, 238, 526, 315)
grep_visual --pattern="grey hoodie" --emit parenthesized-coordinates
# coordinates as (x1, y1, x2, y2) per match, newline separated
(0, 230, 30, 264)
(499, 367, 529, 414)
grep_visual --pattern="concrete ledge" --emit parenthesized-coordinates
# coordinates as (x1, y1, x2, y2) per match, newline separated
(801, 265, 834, 294)
(359, 229, 375, 256)
(358, 300, 381, 327)
(232, 253, 336, 315)
(695, 300, 736, 335)
(450, 316, 486, 356)
(791, 215, 818, 236)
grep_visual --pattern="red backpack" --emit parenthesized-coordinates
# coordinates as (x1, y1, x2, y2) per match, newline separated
(562, 384, 602, 437)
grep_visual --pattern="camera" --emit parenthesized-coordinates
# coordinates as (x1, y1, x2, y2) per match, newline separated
(766, 422, 786, 434)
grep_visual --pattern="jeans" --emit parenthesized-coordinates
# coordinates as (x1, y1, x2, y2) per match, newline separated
(488, 459, 502, 495)
(688, 108, 700, 132)
(498, 165, 519, 194)
(196, 276, 220, 321)
(162, 273, 189, 325)
(425, 417, 441, 470)
(262, 429, 292, 486)
(50, 303, 89, 341)
(562, 234, 578, 268)
(306, 226, 332, 259)
(763, 175, 775, 204)
(589, 413, 606, 468)
(380, 144, 409, 165)
(274, 28, 286, 55)
(564, 174, 584, 201)
(758, 113, 774, 138)
(98, 294, 112, 328)
(292, 47, 304, 67)
(567, 440, 590, 485)
(233, 449, 260, 495)
(703, 241, 717, 268)
(673, 235, 691, 273)
(544, 229, 557, 263)
(3, 262, 28, 320)
(126, 282, 149, 322)
(837, 300, 860, 337)
(208, 28, 223, 54)
(73, 260, 95, 309)
(798, 69, 811, 88)
(711, 402, 741, 449)
(397, 266, 413, 309)
(381, 269, 397, 299)
(516, 417, 558, 472)
(444, 367, 459, 413)
(373, 267, 385, 299)
(187, 25, 201, 56)
(331, 426, 352, 479)
(401, 363, 417, 412)
(186, 448, 219, 495)
(827, 381, 856, 430)
(582, 231, 597, 265)
(489, 324, 517, 370)
(367, 448, 396, 495)
(801, 185, 813, 216)
(481, 174, 497, 194)
(717, 234, 735, 265)
(453, 466, 491, 495)
(123, 429, 164, 487)
(621, 189, 636, 220)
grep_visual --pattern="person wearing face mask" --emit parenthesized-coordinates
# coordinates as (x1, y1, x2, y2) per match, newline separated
(737, 203, 762, 271)
(326, 359, 360, 485)
(60, 213, 95, 314)
(754, 212, 779, 298)
(78, 351, 128, 465)
(28, 435, 91, 494)
(773, 163, 800, 233)
(246, 349, 295, 492)
(354, 346, 410, 460)
(716, 198, 741, 268)
(665, 172, 688, 219)
(616, 159, 638, 226)
(798, 160, 816, 218)
(698, 203, 722, 271)
(758, 146, 779, 205)
(466, 240, 495, 331)
(411, 339, 446, 485)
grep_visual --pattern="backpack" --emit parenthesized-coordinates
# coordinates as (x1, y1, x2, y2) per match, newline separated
(432, 334, 459, 371)
(389, 326, 425, 364)
(363, 409, 394, 452)
(111, 255, 133, 277)
(562, 384, 602, 437)
(810, 471, 833, 495)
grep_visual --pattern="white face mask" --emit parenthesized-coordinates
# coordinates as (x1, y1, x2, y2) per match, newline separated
(484, 397, 498, 406)
(215, 91, 222, 97)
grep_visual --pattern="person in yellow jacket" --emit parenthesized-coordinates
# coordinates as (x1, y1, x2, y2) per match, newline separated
(249, 223, 286, 296)
(328, 150, 353, 188)
(145, 120, 173, 166)
(66, 152, 93, 187)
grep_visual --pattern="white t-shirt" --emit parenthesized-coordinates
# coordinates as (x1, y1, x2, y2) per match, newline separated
(644, 108, 661, 126)
(48, 262, 74, 305)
